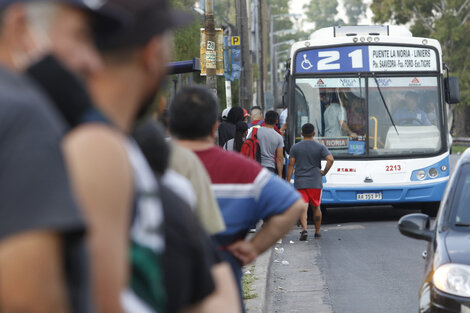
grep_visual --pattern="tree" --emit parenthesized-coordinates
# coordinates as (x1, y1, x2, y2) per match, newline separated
(371, 0, 470, 136)
(343, 0, 367, 25)
(304, 0, 344, 30)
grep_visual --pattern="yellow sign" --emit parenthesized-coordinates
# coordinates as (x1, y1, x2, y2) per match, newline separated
(200, 28, 224, 76)
(231, 36, 240, 46)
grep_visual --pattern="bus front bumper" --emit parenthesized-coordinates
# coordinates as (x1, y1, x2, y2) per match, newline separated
(321, 179, 448, 205)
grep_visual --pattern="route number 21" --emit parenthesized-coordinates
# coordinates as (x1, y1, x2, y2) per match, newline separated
(317, 49, 364, 70)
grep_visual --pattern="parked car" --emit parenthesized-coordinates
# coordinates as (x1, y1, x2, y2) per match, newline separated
(398, 148, 470, 313)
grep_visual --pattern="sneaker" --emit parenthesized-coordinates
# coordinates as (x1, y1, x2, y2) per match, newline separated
(314, 233, 322, 238)
(299, 230, 308, 241)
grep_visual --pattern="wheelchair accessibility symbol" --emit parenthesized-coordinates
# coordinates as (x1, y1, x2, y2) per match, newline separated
(301, 54, 313, 70)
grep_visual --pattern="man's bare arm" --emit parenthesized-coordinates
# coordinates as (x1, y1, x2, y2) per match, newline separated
(286, 157, 295, 183)
(182, 262, 241, 313)
(321, 154, 334, 176)
(63, 125, 133, 313)
(0, 231, 70, 313)
(227, 199, 304, 265)
(276, 147, 284, 177)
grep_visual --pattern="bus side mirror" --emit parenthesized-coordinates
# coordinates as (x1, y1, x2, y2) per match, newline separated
(445, 76, 460, 104)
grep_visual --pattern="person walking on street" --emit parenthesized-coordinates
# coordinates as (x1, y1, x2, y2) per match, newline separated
(286, 123, 334, 240)
(252, 110, 284, 176)
(224, 121, 248, 152)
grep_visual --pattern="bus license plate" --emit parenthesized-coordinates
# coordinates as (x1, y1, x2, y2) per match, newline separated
(357, 192, 382, 200)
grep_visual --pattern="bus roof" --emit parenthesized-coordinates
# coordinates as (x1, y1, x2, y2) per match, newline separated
(309, 25, 412, 40)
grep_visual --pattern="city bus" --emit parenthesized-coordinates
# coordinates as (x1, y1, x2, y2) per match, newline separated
(283, 25, 460, 215)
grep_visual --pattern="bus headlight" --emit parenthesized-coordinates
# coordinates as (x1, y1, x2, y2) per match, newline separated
(417, 170, 426, 180)
(428, 168, 438, 178)
(433, 264, 470, 298)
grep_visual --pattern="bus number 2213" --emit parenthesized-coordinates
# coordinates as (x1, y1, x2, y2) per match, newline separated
(386, 165, 402, 172)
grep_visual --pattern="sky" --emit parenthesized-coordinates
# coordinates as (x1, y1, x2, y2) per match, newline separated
(289, 0, 373, 33)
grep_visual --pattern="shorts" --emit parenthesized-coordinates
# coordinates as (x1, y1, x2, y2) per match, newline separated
(298, 188, 322, 207)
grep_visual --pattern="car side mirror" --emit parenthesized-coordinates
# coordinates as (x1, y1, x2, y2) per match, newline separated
(398, 213, 434, 242)
(445, 76, 460, 104)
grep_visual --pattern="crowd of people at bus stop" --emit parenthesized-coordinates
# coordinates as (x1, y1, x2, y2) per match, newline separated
(0, 0, 320, 313)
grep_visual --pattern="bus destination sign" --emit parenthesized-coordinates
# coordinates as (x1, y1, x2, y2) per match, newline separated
(295, 45, 438, 74)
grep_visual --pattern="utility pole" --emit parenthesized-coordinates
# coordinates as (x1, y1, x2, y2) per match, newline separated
(262, 2, 268, 109)
(257, 0, 265, 110)
(236, 0, 252, 109)
(205, 0, 217, 95)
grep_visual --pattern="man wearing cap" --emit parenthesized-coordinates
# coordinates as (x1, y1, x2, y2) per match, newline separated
(0, 1, 122, 313)
(63, 1, 240, 313)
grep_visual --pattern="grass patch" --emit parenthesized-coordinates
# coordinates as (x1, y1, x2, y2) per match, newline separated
(452, 145, 468, 154)
(242, 265, 258, 300)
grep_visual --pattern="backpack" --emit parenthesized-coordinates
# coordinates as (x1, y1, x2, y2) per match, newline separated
(240, 127, 261, 163)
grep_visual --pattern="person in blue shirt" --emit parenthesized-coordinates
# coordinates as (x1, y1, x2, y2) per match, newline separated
(393, 91, 431, 126)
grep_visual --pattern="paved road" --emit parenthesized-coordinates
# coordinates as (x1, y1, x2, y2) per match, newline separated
(266, 206, 428, 313)
(264, 154, 461, 313)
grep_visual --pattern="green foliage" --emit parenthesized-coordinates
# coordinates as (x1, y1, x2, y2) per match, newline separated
(242, 266, 258, 300)
(371, 0, 470, 135)
(343, 0, 367, 25)
(304, 0, 344, 29)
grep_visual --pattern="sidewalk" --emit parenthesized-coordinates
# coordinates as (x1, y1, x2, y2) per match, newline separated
(244, 246, 273, 313)
(243, 226, 333, 313)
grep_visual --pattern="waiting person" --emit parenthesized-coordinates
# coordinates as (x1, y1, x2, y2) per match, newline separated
(242, 108, 250, 122)
(152, 99, 226, 235)
(168, 86, 304, 312)
(218, 107, 244, 147)
(249, 106, 264, 127)
(286, 123, 334, 240)
(224, 121, 248, 152)
(252, 110, 284, 176)
(133, 119, 241, 313)
(393, 91, 431, 126)
(0, 1, 122, 312)
(63, 0, 194, 312)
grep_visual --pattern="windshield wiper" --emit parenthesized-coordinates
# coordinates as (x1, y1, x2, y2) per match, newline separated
(373, 75, 399, 135)
(455, 222, 470, 227)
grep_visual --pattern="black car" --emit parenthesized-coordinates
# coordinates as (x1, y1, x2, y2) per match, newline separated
(398, 149, 470, 313)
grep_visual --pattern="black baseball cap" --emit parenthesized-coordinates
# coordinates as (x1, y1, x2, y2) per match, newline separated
(0, 0, 129, 38)
(96, 0, 194, 50)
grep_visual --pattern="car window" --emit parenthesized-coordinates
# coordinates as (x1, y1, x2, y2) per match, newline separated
(454, 164, 470, 225)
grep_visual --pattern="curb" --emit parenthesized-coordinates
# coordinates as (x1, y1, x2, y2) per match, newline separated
(244, 246, 273, 313)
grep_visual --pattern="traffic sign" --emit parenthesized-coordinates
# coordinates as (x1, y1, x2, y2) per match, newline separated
(231, 36, 240, 46)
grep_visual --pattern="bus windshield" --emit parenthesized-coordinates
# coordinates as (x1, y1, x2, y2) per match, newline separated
(294, 76, 442, 157)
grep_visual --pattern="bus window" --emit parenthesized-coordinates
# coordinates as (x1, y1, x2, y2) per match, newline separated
(368, 77, 441, 155)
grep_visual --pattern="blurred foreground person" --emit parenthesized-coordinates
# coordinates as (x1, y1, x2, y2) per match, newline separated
(169, 86, 304, 312)
(133, 119, 241, 313)
(0, 1, 121, 313)
(62, 0, 192, 312)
